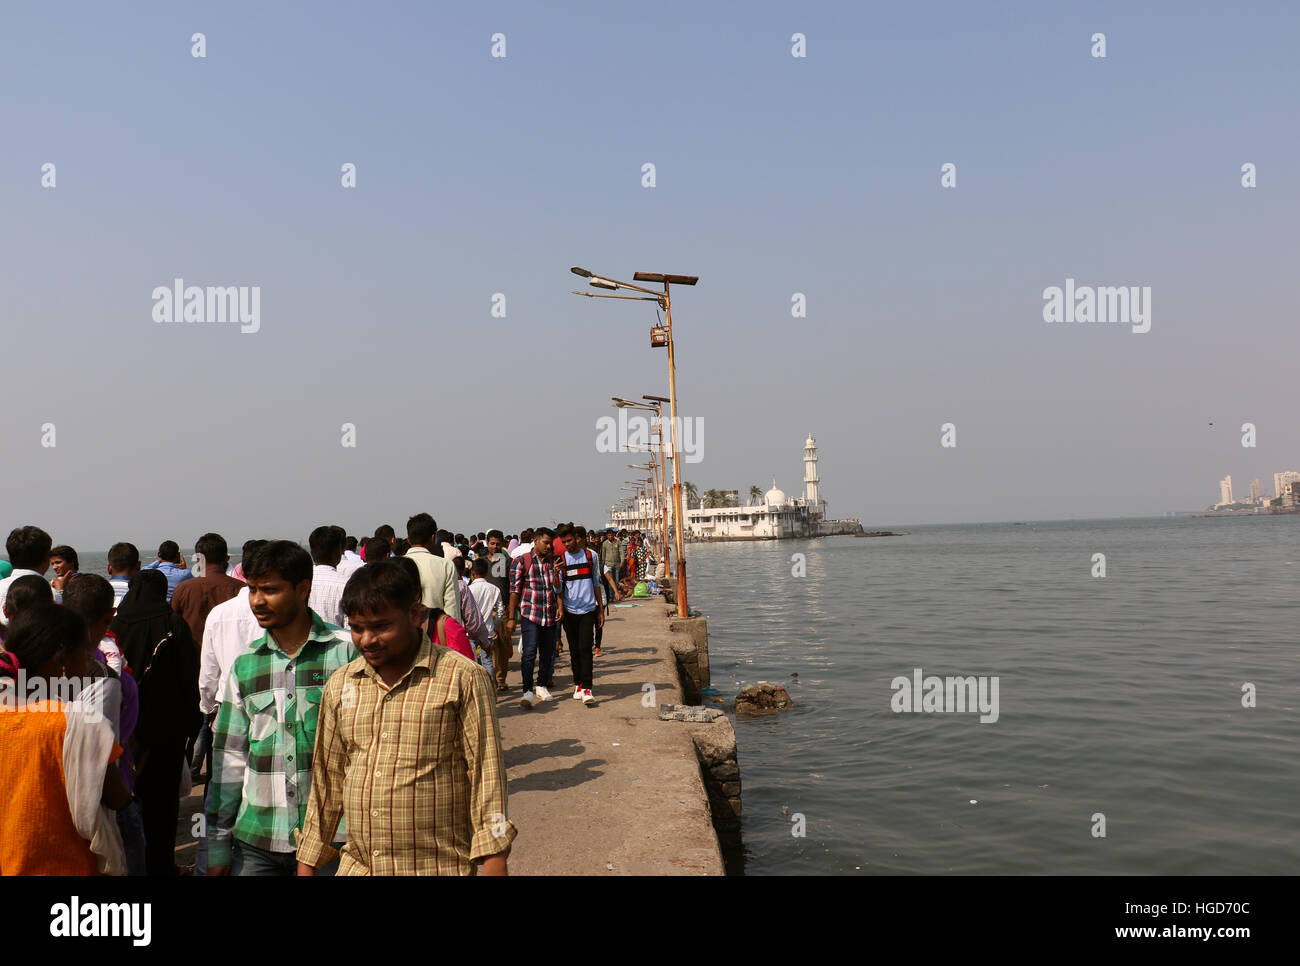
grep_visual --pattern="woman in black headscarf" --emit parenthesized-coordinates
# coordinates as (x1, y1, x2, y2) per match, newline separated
(110, 569, 199, 877)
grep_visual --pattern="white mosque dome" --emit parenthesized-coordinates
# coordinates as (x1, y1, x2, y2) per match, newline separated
(764, 481, 787, 506)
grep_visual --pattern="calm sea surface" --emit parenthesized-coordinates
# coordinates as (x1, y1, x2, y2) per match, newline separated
(685, 516, 1299, 875)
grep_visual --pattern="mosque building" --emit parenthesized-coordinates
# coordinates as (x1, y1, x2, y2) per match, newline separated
(612, 435, 864, 541)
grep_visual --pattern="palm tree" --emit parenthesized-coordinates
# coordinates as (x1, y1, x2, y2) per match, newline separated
(684, 481, 699, 509)
(749, 484, 762, 505)
(703, 488, 724, 509)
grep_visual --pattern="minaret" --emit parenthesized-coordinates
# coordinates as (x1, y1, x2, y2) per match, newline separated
(803, 434, 820, 508)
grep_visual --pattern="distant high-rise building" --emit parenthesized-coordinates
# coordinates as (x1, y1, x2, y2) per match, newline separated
(1250, 478, 1262, 503)
(1219, 476, 1234, 507)
(1275, 471, 1300, 499)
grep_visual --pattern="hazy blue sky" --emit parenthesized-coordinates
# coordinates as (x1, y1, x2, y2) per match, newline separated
(2, 1, 1297, 550)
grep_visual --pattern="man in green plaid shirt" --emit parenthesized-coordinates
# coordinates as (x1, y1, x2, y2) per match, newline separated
(207, 540, 356, 876)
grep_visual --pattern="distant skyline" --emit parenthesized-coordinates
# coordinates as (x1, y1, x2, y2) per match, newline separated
(2, 1, 1297, 548)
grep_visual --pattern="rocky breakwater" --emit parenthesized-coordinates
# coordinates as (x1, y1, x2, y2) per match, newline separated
(659, 603, 742, 871)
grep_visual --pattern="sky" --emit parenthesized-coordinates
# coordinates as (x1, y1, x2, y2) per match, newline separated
(2, 0, 1298, 550)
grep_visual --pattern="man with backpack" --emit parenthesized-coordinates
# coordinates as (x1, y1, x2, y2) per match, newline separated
(554, 525, 603, 707)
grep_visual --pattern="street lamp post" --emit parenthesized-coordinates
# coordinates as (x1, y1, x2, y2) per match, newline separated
(576, 267, 698, 618)
(624, 480, 650, 533)
(643, 394, 673, 586)
(613, 397, 672, 584)
(628, 461, 661, 562)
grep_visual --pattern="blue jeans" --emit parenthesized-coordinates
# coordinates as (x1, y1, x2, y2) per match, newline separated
(232, 840, 338, 877)
(520, 618, 557, 692)
(188, 715, 212, 780)
(116, 800, 146, 877)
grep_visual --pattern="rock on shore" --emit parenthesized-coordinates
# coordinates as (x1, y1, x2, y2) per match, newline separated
(734, 681, 794, 714)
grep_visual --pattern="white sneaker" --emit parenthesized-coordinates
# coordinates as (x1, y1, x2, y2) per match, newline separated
(520, 691, 535, 709)
(535, 685, 553, 702)
(573, 686, 584, 700)
(582, 689, 596, 706)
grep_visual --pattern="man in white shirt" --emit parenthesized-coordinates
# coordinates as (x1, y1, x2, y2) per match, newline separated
(0, 525, 52, 611)
(440, 528, 462, 562)
(194, 578, 260, 876)
(455, 562, 490, 671)
(510, 527, 536, 559)
(105, 541, 142, 608)
(336, 530, 364, 578)
(307, 526, 349, 628)
(468, 559, 503, 633)
(198, 585, 260, 717)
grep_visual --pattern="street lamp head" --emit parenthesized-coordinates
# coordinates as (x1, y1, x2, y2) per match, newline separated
(589, 277, 619, 290)
(570, 267, 593, 278)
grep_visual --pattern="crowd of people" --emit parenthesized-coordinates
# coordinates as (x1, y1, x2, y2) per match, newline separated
(0, 519, 658, 877)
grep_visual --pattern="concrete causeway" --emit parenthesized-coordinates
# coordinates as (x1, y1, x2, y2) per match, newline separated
(496, 599, 724, 876)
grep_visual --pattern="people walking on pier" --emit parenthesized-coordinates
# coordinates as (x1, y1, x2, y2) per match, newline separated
(106, 541, 141, 609)
(468, 557, 504, 681)
(0, 526, 53, 613)
(599, 530, 624, 602)
(483, 530, 513, 690)
(108, 569, 200, 877)
(142, 541, 193, 601)
(48, 544, 79, 600)
(62, 573, 142, 873)
(456, 565, 491, 672)
(0, 604, 131, 875)
(295, 559, 514, 876)
(402, 513, 461, 622)
(308, 525, 349, 629)
(171, 533, 242, 648)
(510, 528, 534, 559)
(630, 533, 650, 582)
(555, 525, 603, 706)
(0, 573, 53, 641)
(505, 526, 560, 708)
(206, 541, 355, 876)
(337, 535, 364, 578)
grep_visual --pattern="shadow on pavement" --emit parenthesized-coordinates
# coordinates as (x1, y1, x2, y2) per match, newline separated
(507, 758, 607, 793)
(505, 737, 585, 769)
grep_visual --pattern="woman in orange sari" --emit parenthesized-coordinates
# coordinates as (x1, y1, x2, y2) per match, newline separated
(0, 603, 130, 875)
